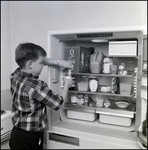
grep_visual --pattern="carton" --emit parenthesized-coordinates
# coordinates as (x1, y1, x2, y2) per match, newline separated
(65, 46, 90, 73)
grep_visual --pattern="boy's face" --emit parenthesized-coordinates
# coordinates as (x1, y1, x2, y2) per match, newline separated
(31, 56, 45, 76)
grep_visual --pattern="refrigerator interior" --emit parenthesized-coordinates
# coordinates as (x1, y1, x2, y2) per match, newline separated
(47, 29, 144, 140)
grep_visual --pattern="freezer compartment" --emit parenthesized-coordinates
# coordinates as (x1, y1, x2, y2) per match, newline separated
(99, 114, 132, 127)
(108, 41, 137, 56)
(67, 110, 97, 121)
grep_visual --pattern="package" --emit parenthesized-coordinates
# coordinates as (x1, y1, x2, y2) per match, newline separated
(78, 82, 89, 91)
(65, 46, 90, 73)
(111, 77, 120, 94)
(90, 51, 104, 73)
(120, 82, 132, 96)
(90, 62, 102, 73)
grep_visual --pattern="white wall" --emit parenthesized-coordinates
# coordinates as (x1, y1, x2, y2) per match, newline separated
(1, 1, 12, 90)
(1, 1, 147, 107)
(9, 1, 147, 82)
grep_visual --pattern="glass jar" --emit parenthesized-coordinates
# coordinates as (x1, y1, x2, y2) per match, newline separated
(118, 63, 126, 75)
(77, 94, 84, 105)
(84, 94, 89, 106)
(89, 77, 98, 92)
(77, 98, 84, 105)
(71, 95, 77, 104)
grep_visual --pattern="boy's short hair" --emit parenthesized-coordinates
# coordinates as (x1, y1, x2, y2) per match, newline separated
(15, 42, 47, 68)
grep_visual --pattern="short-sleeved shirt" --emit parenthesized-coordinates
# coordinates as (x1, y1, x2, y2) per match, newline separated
(10, 67, 63, 132)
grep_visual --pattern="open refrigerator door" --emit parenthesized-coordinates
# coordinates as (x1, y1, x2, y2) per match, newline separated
(137, 35, 147, 149)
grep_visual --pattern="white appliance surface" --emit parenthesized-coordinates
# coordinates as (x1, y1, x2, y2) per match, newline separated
(1, 110, 11, 121)
(1, 110, 13, 143)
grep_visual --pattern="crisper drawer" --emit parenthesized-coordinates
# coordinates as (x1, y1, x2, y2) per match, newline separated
(108, 41, 137, 56)
(96, 107, 135, 127)
(99, 114, 132, 127)
(67, 110, 97, 121)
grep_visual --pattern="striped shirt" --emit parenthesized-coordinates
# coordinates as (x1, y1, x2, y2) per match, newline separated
(10, 67, 63, 132)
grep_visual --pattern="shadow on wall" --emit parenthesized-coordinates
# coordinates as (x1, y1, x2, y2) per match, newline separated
(1, 89, 12, 111)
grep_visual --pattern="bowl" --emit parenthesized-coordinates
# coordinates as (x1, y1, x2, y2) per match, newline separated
(115, 101, 129, 108)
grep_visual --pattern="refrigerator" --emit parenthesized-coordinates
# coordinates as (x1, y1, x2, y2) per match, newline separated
(45, 26, 147, 149)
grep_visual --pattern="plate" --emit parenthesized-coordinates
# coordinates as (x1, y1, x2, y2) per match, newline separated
(115, 101, 129, 108)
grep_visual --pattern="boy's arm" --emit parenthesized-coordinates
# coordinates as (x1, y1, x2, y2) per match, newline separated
(60, 77, 73, 105)
(43, 58, 73, 69)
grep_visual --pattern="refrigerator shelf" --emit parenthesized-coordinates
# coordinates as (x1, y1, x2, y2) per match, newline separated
(63, 102, 135, 118)
(71, 72, 135, 77)
(106, 55, 138, 58)
(68, 90, 134, 97)
(63, 103, 95, 113)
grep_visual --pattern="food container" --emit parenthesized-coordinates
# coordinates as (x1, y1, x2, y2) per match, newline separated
(100, 86, 111, 93)
(78, 82, 89, 91)
(89, 79, 98, 92)
(77, 98, 84, 105)
(90, 62, 102, 73)
(120, 82, 132, 96)
(103, 63, 112, 74)
(111, 77, 120, 94)
(90, 51, 103, 73)
(104, 99, 111, 108)
(110, 65, 117, 74)
(67, 110, 97, 121)
(71, 95, 77, 103)
(96, 99, 104, 107)
(118, 63, 126, 75)
(84, 94, 89, 106)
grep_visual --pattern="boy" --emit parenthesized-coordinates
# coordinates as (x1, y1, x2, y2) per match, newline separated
(9, 42, 73, 149)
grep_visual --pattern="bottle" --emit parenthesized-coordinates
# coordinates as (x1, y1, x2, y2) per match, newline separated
(64, 68, 75, 90)
(118, 63, 126, 75)
(71, 95, 77, 104)
(84, 94, 89, 106)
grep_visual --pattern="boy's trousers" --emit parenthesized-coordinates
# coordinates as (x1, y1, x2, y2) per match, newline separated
(9, 126, 44, 149)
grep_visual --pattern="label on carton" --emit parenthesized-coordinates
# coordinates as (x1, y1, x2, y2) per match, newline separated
(65, 46, 90, 73)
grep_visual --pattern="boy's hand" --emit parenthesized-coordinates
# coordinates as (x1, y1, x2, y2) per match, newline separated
(64, 77, 73, 88)
(59, 60, 73, 69)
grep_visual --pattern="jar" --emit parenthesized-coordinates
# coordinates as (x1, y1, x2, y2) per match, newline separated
(96, 99, 104, 107)
(104, 99, 111, 108)
(77, 94, 84, 105)
(118, 63, 126, 75)
(77, 94, 83, 99)
(84, 94, 89, 106)
(77, 98, 84, 105)
(89, 77, 98, 92)
(71, 95, 77, 103)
